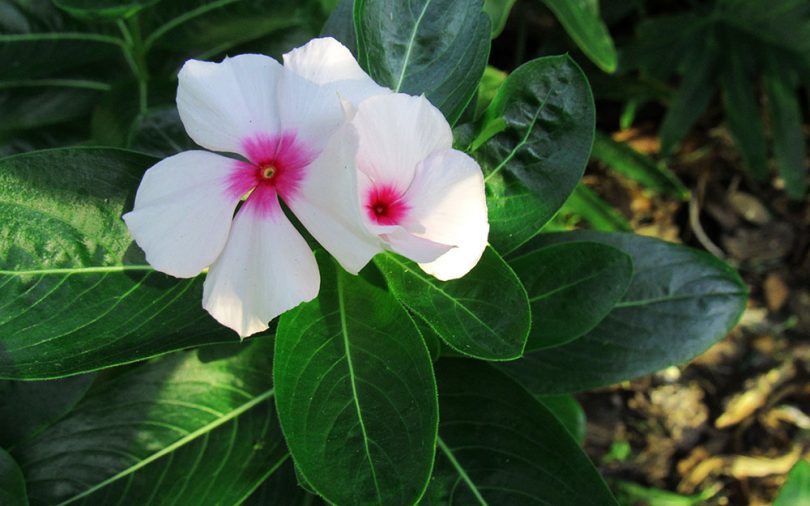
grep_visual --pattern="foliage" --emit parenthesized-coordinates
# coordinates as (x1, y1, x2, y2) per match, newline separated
(0, 0, 749, 505)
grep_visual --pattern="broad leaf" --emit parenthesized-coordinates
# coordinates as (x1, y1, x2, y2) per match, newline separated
(509, 241, 633, 351)
(499, 231, 747, 393)
(483, 0, 516, 38)
(423, 359, 617, 505)
(541, 0, 617, 73)
(0, 374, 95, 449)
(0, 447, 27, 506)
(774, 459, 810, 506)
(0, 148, 246, 380)
(764, 68, 807, 200)
(274, 257, 437, 506)
(476, 54, 595, 254)
(52, 0, 161, 20)
(0, 86, 102, 133)
(0, 32, 120, 80)
(375, 247, 530, 361)
(355, 0, 490, 123)
(537, 395, 587, 444)
(13, 341, 285, 505)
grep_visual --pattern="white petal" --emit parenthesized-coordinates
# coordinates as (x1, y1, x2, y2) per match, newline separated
(277, 69, 346, 156)
(202, 195, 319, 338)
(287, 123, 382, 275)
(122, 151, 243, 278)
(383, 228, 453, 263)
(282, 37, 388, 104)
(177, 54, 283, 155)
(405, 150, 489, 280)
(352, 93, 453, 192)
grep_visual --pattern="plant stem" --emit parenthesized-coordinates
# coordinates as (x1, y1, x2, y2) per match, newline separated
(117, 17, 149, 114)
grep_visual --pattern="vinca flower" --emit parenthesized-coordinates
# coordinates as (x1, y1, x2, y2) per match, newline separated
(123, 38, 386, 337)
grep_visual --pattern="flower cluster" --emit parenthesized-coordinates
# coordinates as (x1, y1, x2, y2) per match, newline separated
(123, 38, 489, 337)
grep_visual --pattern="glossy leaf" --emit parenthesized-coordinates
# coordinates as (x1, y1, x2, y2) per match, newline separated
(0, 374, 95, 449)
(590, 131, 689, 200)
(355, 0, 490, 124)
(423, 359, 617, 505)
(274, 257, 437, 506)
(13, 341, 284, 505)
(483, 0, 516, 38)
(562, 184, 632, 232)
(0, 447, 27, 506)
(774, 459, 810, 506)
(541, 0, 617, 73)
(499, 231, 747, 394)
(0, 148, 246, 380)
(537, 395, 587, 444)
(52, 0, 162, 20)
(375, 247, 530, 361)
(764, 68, 807, 200)
(509, 241, 633, 351)
(476, 55, 595, 254)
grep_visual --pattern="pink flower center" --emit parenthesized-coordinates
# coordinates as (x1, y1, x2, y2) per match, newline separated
(365, 184, 409, 226)
(227, 132, 315, 216)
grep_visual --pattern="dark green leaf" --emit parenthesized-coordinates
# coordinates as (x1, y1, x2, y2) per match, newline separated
(0, 86, 102, 133)
(355, 0, 490, 124)
(0, 374, 95, 449)
(320, 0, 356, 53)
(562, 184, 632, 232)
(0, 447, 27, 506)
(411, 313, 442, 362)
(243, 461, 324, 506)
(0, 148, 247, 380)
(541, 0, 617, 73)
(52, 0, 161, 20)
(13, 341, 285, 505)
(499, 231, 747, 393)
(129, 106, 195, 157)
(476, 54, 595, 254)
(774, 459, 810, 506)
(422, 359, 617, 505)
(591, 131, 689, 200)
(509, 241, 633, 351)
(0, 32, 121, 80)
(274, 257, 437, 506)
(764, 69, 807, 200)
(375, 247, 530, 361)
(537, 395, 587, 444)
(483, 0, 516, 38)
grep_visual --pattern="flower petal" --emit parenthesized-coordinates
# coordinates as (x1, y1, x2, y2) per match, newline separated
(383, 228, 454, 263)
(122, 151, 243, 278)
(177, 54, 283, 155)
(352, 93, 453, 193)
(405, 149, 489, 280)
(287, 123, 382, 274)
(202, 193, 319, 338)
(282, 37, 388, 104)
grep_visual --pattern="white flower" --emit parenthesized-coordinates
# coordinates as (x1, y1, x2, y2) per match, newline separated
(327, 93, 490, 281)
(123, 38, 386, 337)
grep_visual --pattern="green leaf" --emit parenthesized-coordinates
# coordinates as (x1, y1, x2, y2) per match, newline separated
(355, 0, 490, 124)
(499, 231, 748, 394)
(0, 32, 121, 80)
(509, 241, 633, 351)
(0, 374, 95, 449)
(0, 447, 27, 506)
(774, 459, 810, 506)
(474, 65, 507, 119)
(483, 0, 516, 38)
(476, 54, 595, 254)
(375, 247, 530, 361)
(764, 69, 807, 200)
(52, 0, 162, 20)
(274, 257, 437, 506)
(590, 131, 689, 200)
(540, 0, 617, 73)
(0, 148, 246, 380)
(13, 341, 285, 505)
(422, 359, 618, 505)
(129, 106, 195, 157)
(320, 0, 356, 53)
(0, 86, 102, 133)
(562, 184, 632, 232)
(243, 461, 324, 505)
(537, 395, 587, 444)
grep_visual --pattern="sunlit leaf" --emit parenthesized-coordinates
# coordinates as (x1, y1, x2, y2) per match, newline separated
(540, 0, 617, 73)
(774, 459, 810, 506)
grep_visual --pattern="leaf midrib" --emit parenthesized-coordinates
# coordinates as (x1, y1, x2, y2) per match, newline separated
(394, 0, 433, 91)
(56, 388, 275, 506)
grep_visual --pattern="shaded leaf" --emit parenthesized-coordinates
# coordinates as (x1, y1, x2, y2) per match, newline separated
(476, 54, 595, 254)
(0, 447, 27, 506)
(13, 341, 285, 505)
(129, 106, 195, 157)
(0, 86, 102, 133)
(483, 0, 516, 38)
(509, 241, 633, 351)
(320, 0, 356, 53)
(274, 257, 437, 506)
(0, 32, 121, 80)
(355, 0, 490, 124)
(375, 247, 530, 361)
(499, 231, 747, 394)
(0, 148, 246, 380)
(52, 0, 162, 20)
(243, 460, 325, 505)
(541, 0, 617, 73)
(562, 183, 633, 232)
(764, 68, 807, 200)
(422, 359, 617, 505)
(537, 395, 587, 444)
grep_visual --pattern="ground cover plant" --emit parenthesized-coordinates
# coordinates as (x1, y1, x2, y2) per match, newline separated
(2, 0, 797, 504)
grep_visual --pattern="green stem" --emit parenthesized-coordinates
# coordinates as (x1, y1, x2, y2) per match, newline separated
(117, 17, 149, 114)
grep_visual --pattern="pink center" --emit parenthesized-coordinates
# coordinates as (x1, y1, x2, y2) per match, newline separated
(365, 184, 410, 225)
(227, 132, 315, 216)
